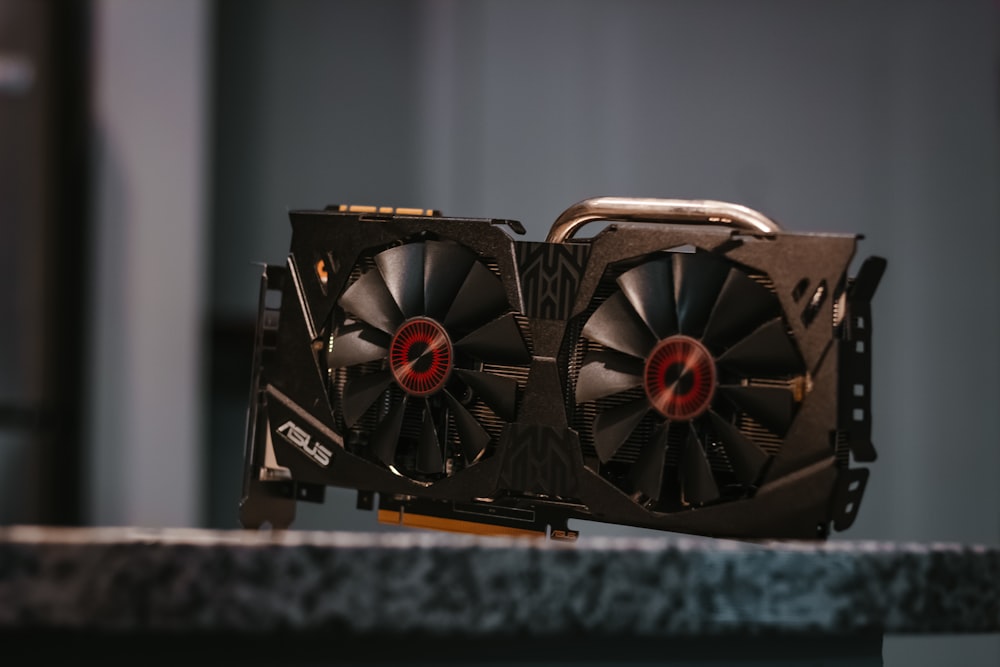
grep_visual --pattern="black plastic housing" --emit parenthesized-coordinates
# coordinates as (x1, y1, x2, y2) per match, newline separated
(240, 204, 884, 540)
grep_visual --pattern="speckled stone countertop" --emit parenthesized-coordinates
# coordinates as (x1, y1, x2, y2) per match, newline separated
(0, 527, 997, 637)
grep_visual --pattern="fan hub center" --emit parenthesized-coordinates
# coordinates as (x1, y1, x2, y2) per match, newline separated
(644, 335, 716, 420)
(390, 317, 453, 396)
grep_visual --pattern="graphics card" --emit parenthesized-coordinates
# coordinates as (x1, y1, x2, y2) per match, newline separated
(240, 197, 885, 540)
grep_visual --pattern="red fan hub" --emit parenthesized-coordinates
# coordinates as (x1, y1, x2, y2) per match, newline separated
(644, 335, 716, 420)
(389, 317, 453, 396)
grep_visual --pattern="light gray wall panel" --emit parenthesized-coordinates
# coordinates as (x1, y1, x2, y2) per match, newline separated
(87, 0, 210, 527)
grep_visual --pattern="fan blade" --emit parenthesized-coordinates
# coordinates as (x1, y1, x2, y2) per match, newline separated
(444, 261, 509, 331)
(627, 424, 668, 500)
(593, 398, 649, 463)
(701, 269, 781, 351)
(370, 395, 408, 466)
(718, 385, 795, 436)
(453, 368, 518, 422)
(415, 401, 444, 473)
(673, 253, 730, 338)
(375, 243, 425, 318)
(424, 241, 476, 320)
(443, 390, 490, 462)
(454, 313, 530, 365)
(342, 369, 393, 427)
(339, 269, 404, 335)
(681, 428, 720, 505)
(581, 291, 657, 359)
(328, 323, 390, 368)
(706, 410, 768, 484)
(575, 350, 644, 403)
(616, 257, 678, 339)
(716, 318, 802, 377)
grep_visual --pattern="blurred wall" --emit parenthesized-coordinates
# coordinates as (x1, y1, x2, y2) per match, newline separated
(87, 0, 210, 526)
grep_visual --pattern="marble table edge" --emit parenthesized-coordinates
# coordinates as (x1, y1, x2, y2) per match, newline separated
(0, 526, 997, 636)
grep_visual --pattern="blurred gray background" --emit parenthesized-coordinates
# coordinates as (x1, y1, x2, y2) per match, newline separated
(2, 1, 997, 665)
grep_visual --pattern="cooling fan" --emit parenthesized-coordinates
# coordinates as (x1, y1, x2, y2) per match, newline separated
(575, 251, 805, 509)
(327, 239, 530, 479)
(240, 197, 885, 540)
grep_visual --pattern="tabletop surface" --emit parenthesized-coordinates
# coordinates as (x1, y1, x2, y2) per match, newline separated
(0, 526, 997, 637)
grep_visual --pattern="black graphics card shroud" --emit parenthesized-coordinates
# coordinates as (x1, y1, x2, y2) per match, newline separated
(240, 198, 885, 541)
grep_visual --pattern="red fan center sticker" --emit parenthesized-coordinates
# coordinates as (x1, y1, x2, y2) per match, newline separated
(389, 317, 453, 396)
(644, 335, 716, 420)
